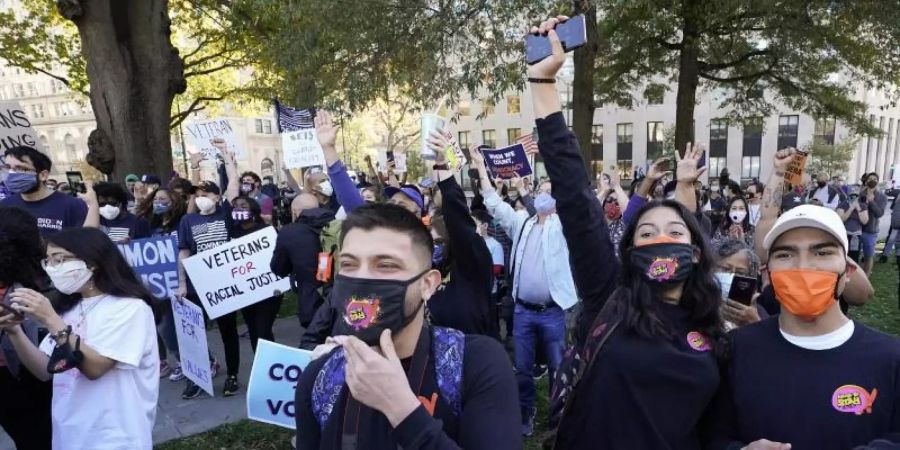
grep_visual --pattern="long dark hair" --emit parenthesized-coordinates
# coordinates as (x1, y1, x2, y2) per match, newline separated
(136, 188, 188, 234)
(720, 196, 751, 232)
(0, 206, 44, 289)
(45, 228, 157, 314)
(605, 200, 727, 357)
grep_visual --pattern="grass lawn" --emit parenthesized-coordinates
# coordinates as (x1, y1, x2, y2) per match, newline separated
(157, 262, 899, 450)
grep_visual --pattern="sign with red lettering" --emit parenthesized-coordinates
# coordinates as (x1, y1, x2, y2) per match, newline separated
(182, 226, 290, 319)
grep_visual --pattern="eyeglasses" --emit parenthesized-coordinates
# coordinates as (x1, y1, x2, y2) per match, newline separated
(42, 254, 80, 268)
(8, 168, 37, 175)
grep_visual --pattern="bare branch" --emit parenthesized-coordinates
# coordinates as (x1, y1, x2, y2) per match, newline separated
(184, 61, 241, 78)
(699, 70, 771, 83)
(698, 49, 770, 71)
(170, 95, 223, 128)
(184, 48, 230, 70)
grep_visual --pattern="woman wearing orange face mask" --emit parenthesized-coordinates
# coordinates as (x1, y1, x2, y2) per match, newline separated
(525, 16, 726, 449)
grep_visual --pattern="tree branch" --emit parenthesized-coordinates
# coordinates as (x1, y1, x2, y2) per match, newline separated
(184, 48, 230, 70)
(655, 37, 682, 50)
(169, 95, 223, 129)
(699, 70, 771, 83)
(698, 49, 769, 71)
(184, 61, 241, 78)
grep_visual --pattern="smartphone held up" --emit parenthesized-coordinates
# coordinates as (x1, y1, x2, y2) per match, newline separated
(525, 15, 587, 65)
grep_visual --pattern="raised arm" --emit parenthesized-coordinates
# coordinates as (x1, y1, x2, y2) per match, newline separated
(282, 168, 302, 194)
(528, 16, 621, 344)
(470, 145, 526, 237)
(754, 148, 795, 261)
(317, 110, 365, 213)
(674, 143, 707, 214)
(212, 139, 240, 203)
(78, 180, 100, 228)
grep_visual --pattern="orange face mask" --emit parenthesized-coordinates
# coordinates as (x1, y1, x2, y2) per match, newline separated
(770, 270, 840, 320)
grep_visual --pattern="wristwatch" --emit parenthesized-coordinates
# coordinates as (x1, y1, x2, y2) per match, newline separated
(433, 163, 450, 171)
(51, 325, 72, 345)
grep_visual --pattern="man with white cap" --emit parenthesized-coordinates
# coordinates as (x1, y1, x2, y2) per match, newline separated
(710, 204, 900, 449)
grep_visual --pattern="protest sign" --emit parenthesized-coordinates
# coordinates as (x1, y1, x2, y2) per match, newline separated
(118, 236, 179, 300)
(172, 300, 215, 396)
(282, 128, 325, 169)
(784, 149, 809, 186)
(394, 152, 407, 173)
(184, 118, 245, 160)
(442, 130, 466, 171)
(247, 340, 314, 429)
(420, 114, 447, 160)
(0, 101, 46, 153)
(482, 143, 533, 179)
(182, 226, 290, 319)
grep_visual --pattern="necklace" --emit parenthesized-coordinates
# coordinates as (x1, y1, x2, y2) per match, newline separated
(74, 295, 107, 333)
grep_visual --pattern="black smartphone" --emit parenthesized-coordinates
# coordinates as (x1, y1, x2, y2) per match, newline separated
(525, 15, 587, 65)
(386, 151, 396, 170)
(65, 171, 85, 195)
(728, 275, 758, 306)
(0, 299, 22, 320)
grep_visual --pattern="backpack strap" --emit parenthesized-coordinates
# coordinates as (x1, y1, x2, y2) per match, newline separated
(431, 327, 465, 416)
(311, 348, 347, 429)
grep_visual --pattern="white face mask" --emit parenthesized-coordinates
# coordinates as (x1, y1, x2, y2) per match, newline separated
(195, 196, 216, 214)
(729, 210, 747, 223)
(714, 272, 734, 301)
(99, 205, 121, 220)
(319, 180, 334, 197)
(44, 260, 93, 295)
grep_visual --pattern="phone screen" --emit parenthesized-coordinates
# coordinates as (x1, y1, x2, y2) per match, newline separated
(65, 171, 85, 195)
(525, 15, 587, 65)
(728, 275, 758, 306)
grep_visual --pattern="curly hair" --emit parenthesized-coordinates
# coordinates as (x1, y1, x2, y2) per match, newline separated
(0, 206, 44, 288)
(135, 188, 188, 234)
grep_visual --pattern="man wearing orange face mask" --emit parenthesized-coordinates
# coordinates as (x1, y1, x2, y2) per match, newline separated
(710, 204, 900, 450)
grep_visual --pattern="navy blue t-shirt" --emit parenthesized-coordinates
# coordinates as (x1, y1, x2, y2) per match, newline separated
(177, 202, 232, 254)
(101, 212, 151, 243)
(1, 191, 87, 235)
(712, 318, 900, 450)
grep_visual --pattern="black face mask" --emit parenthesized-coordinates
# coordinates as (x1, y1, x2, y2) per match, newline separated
(331, 270, 430, 345)
(866, 180, 878, 189)
(627, 242, 696, 285)
(818, 181, 827, 188)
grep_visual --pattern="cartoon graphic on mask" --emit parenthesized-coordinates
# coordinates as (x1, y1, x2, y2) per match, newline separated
(344, 296, 382, 331)
(832, 385, 878, 415)
(647, 257, 679, 282)
(686, 331, 711, 352)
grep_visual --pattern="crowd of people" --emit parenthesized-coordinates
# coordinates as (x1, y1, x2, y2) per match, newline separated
(0, 15, 898, 450)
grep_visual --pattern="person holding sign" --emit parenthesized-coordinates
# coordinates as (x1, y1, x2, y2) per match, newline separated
(176, 141, 241, 399)
(0, 146, 87, 236)
(294, 204, 520, 449)
(0, 227, 159, 450)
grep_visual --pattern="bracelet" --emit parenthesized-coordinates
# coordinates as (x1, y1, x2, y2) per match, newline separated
(51, 325, 72, 345)
(433, 163, 450, 171)
(527, 77, 556, 84)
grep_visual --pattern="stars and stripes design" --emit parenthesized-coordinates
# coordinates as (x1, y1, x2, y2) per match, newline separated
(102, 226, 131, 243)
(273, 100, 316, 133)
(516, 133, 539, 155)
(192, 220, 229, 252)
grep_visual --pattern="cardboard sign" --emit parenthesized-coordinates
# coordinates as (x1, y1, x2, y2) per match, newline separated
(118, 236, 179, 300)
(394, 152, 407, 173)
(0, 100, 46, 153)
(784, 150, 809, 186)
(420, 114, 447, 160)
(442, 130, 466, 171)
(482, 143, 533, 179)
(247, 340, 314, 429)
(182, 226, 290, 319)
(282, 128, 326, 169)
(184, 118, 245, 160)
(172, 300, 215, 396)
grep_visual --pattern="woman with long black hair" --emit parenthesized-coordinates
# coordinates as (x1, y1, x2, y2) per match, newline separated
(136, 187, 189, 237)
(0, 227, 159, 449)
(524, 17, 725, 449)
(711, 195, 755, 250)
(0, 206, 52, 450)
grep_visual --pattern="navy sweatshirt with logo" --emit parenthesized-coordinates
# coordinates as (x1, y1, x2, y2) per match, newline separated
(536, 111, 721, 449)
(709, 317, 900, 450)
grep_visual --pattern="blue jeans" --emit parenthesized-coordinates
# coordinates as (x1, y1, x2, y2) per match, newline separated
(514, 303, 566, 422)
(883, 227, 899, 257)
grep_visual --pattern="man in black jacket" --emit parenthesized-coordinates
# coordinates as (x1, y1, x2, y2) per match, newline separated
(270, 193, 335, 327)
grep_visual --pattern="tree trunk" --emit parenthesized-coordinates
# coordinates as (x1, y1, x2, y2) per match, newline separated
(571, 0, 598, 177)
(674, 1, 700, 156)
(58, 0, 186, 181)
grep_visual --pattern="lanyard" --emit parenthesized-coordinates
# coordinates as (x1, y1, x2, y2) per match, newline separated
(341, 327, 432, 450)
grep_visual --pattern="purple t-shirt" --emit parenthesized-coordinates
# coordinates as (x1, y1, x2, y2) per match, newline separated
(1, 191, 88, 235)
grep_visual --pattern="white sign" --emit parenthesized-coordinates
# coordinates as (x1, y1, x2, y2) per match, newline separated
(247, 340, 314, 429)
(282, 129, 325, 169)
(182, 226, 290, 319)
(172, 300, 215, 396)
(0, 100, 47, 153)
(394, 152, 407, 173)
(184, 118, 245, 160)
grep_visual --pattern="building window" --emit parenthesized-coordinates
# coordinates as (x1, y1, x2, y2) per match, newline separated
(709, 119, 728, 158)
(708, 157, 726, 178)
(741, 156, 761, 179)
(51, 80, 65, 94)
(12, 83, 24, 98)
(647, 121, 664, 160)
(616, 123, 633, 144)
(30, 104, 44, 119)
(0, 86, 7, 100)
(482, 99, 495, 116)
(26, 82, 37, 96)
(458, 131, 470, 150)
(778, 115, 799, 149)
(814, 118, 836, 145)
(263, 119, 272, 134)
(458, 101, 471, 116)
(591, 125, 603, 162)
(507, 95, 521, 115)
(54, 102, 74, 117)
(644, 84, 665, 105)
(482, 129, 496, 148)
(64, 133, 78, 162)
(255, 119, 263, 134)
(616, 123, 633, 177)
(39, 135, 49, 153)
(742, 118, 763, 162)
(507, 128, 521, 145)
(615, 97, 633, 109)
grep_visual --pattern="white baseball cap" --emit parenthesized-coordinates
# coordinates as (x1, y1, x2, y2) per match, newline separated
(763, 204, 849, 253)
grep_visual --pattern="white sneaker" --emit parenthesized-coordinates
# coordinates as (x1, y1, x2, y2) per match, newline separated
(168, 364, 186, 382)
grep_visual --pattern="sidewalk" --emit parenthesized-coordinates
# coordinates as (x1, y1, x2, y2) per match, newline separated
(0, 316, 305, 450)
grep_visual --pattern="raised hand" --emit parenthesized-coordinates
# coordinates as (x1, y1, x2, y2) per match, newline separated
(526, 16, 570, 79)
(469, 144, 485, 168)
(599, 173, 610, 193)
(646, 158, 670, 182)
(773, 147, 795, 172)
(314, 110, 340, 150)
(676, 142, 707, 183)
(77, 179, 98, 207)
(190, 152, 203, 167)
(610, 164, 622, 188)
(426, 130, 450, 165)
